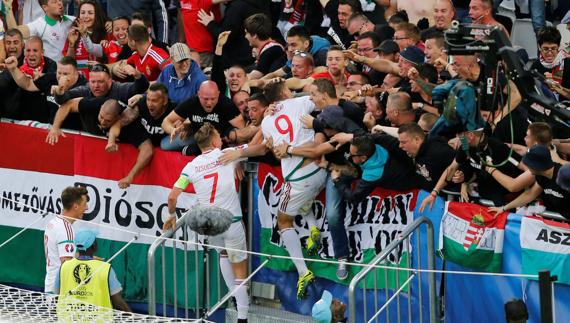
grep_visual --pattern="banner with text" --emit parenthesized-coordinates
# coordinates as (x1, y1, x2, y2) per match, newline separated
(521, 215, 570, 285)
(0, 123, 222, 306)
(256, 162, 417, 288)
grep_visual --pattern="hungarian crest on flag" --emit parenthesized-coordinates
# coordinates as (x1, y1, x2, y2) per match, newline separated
(439, 202, 509, 272)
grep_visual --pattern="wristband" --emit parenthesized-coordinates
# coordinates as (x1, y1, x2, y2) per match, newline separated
(431, 189, 439, 196)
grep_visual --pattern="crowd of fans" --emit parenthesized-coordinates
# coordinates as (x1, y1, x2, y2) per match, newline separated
(2, 0, 570, 309)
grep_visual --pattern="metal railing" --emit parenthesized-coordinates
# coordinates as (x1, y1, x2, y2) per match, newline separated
(442, 189, 566, 221)
(348, 216, 438, 323)
(147, 214, 211, 319)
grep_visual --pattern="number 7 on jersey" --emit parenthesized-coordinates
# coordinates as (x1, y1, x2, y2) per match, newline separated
(204, 172, 219, 203)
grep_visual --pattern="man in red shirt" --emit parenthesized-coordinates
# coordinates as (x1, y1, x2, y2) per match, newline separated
(125, 24, 170, 82)
(178, 0, 225, 68)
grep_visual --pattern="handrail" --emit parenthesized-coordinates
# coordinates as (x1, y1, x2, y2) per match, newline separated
(442, 189, 567, 222)
(348, 216, 437, 323)
(147, 214, 188, 316)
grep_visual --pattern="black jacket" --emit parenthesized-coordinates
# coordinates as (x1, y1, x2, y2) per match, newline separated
(334, 136, 424, 203)
(206, 0, 270, 69)
(374, 134, 455, 190)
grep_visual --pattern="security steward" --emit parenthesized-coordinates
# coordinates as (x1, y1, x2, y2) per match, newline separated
(55, 229, 130, 321)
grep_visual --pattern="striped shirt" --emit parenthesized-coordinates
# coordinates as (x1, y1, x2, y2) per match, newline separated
(44, 215, 75, 294)
(127, 43, 170, 81)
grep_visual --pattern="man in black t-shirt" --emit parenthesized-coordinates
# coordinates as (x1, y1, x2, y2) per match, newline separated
(375, 122, 456, 190)
(2, 37, 57, 123)
(244, 13, 287, 80)
(419, 129, 525, 210)
(161, 80, 244, 155)
(74, 98, 154, 189)
(490, 145, 570, 220)
(453, 130, 524, 205)
(125, 83, 175, 146)
(6, 55, 86, 130)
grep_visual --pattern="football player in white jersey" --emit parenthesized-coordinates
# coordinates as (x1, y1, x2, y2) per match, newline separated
(44, 186, 89, 294)
(164, 123, 249, 322)
(221, 81, 327, 299)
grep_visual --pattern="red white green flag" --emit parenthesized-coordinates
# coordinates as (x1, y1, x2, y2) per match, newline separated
(439, 201, 509, 272)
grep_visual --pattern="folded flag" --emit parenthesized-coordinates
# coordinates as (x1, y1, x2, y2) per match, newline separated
(439, 201, 508, 272)
(521, 215, 570, 285)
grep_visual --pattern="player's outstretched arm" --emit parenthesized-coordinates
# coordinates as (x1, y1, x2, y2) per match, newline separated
(219, 143, 268, 165)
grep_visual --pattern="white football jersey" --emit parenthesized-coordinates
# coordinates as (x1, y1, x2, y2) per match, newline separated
(44, 215, 75, 294)
(176, 146, 246, 219)
(261, 96, 316, 180)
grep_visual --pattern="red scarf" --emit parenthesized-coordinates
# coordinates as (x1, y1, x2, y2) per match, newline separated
(20, 58, 45, 78)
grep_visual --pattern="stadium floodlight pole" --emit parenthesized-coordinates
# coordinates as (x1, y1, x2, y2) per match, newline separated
(0, 212, 48, 249)
(539, 270, 556, 323)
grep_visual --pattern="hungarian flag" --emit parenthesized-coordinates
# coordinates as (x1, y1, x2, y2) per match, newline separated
(439, 202, 508, 272)
(521, 216, 570, 285)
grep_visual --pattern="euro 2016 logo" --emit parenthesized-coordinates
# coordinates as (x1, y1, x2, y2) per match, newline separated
(65, 244, 74, 253)
(73, 264, 92, 285)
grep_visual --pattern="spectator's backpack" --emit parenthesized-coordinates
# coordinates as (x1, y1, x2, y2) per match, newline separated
(430, 79, 486, 138)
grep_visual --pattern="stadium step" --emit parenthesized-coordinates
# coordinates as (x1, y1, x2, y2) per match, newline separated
(225, 304, 314, 323)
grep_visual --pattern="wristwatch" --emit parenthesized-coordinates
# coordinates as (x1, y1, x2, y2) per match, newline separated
(287, 145, 294, 156)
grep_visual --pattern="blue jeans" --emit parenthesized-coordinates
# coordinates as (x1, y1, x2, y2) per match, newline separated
(325, 173, 349, 260)
(528, 0, 545, 34)
(160, 134, 196, 151)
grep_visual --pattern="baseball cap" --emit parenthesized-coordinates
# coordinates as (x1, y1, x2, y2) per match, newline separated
(562, 11, 570, 24)
(169, 43, 192, 63)
(75, 229, 99, 251)
(312, 290, 333, 323)
(400, 46, 425, 65)
(556, 164, 570, 191)
(317, 105, 344, 128)
(522, 145, 553, 171)
(374, 40, 399, 54)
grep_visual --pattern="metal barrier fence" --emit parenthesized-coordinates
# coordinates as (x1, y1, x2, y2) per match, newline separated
(147, 162, 262, 321)
(348, 216, 438, 323)
(147, 215, 221, 319)
(441, 189, 566, 221)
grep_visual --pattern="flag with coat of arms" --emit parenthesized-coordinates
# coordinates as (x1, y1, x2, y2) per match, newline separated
(439, 201, 509, 272)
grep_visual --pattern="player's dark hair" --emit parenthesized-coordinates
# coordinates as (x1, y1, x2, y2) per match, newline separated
(61, 186, 89, 210)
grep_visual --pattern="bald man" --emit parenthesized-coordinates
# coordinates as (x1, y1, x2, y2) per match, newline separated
(468, 0, 509, 36)
(386, 92, 416, 127)
(161, 80, 245, 155)
(421, 0, 456, 40)
(47, 98, 154, 188)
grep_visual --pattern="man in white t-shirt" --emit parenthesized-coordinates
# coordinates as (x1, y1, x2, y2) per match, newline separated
(4, 0, 74, 62)
(44, 186, 89, 294)
(163, 123, 249, 323)
(221, 81, 327, 300)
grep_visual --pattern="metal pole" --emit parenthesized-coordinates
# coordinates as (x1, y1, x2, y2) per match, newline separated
(539, 270, 555, 323)
(148, 240, 157, 315)
(426, 220, 437, 323)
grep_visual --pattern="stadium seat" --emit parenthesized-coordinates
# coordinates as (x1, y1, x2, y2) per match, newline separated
(498, 0, 516, 22)
(499, 0, 515, 12)
(511, 19, 538, 59)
